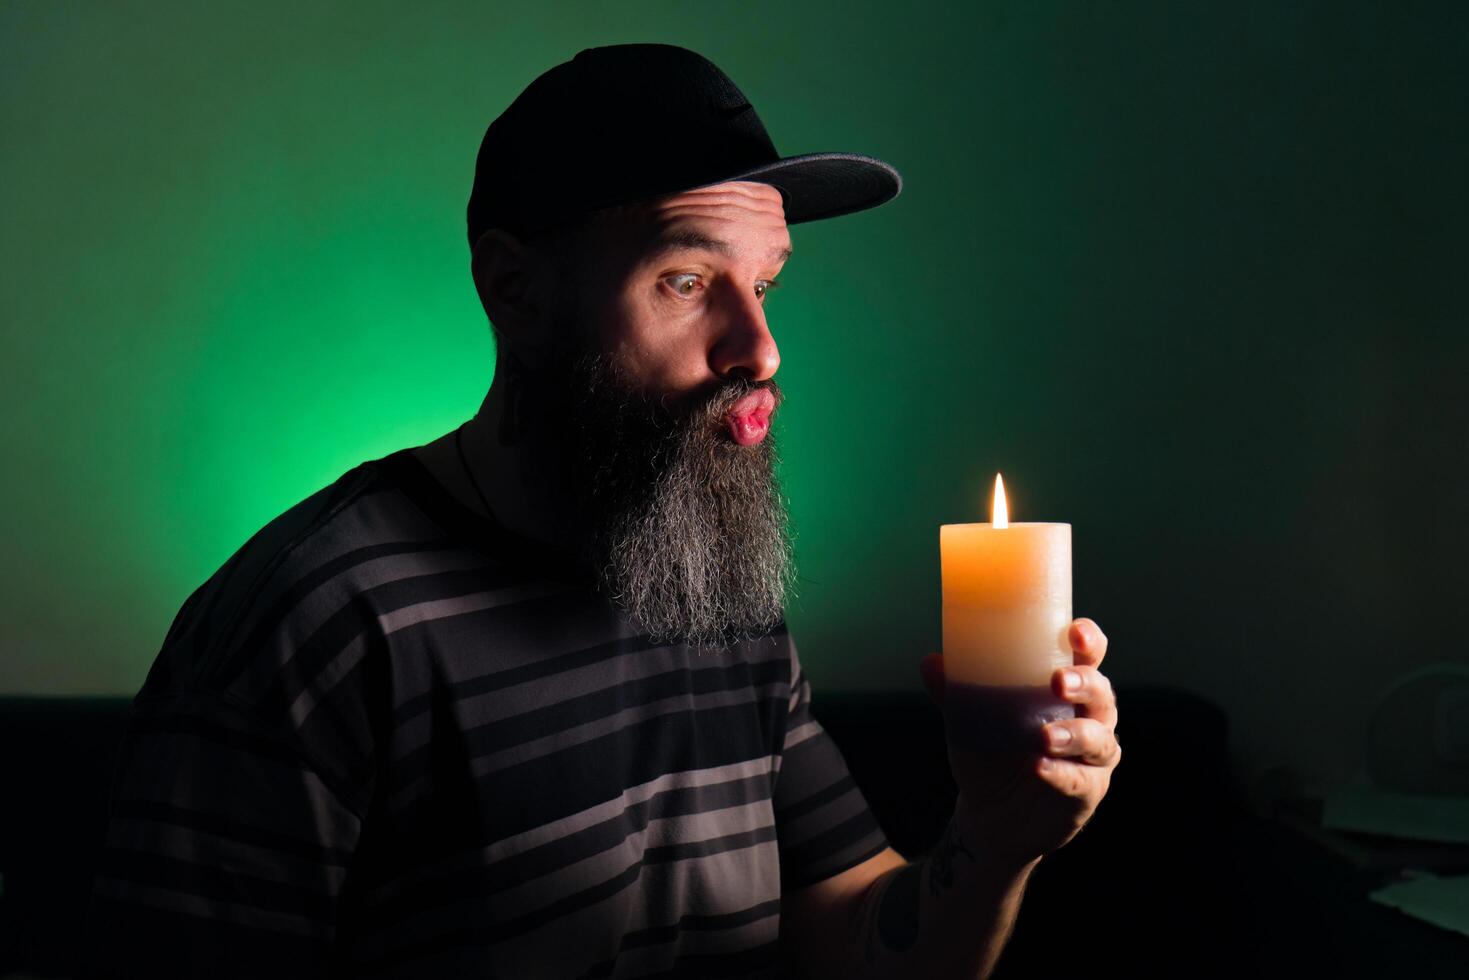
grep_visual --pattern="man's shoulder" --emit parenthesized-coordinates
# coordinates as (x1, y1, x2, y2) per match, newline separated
(138, 448, 447, 705)
(199, 450, 418, 607)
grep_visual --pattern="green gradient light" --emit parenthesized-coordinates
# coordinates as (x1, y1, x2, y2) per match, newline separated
(5, 1, 1468, 792)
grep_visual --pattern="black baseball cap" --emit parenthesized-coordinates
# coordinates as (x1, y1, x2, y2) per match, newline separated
(466, 43, 903, 250)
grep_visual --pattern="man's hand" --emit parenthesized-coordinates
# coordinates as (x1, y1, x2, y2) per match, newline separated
(782, 620, 1121, 980)
(918, 617, 1121, 868)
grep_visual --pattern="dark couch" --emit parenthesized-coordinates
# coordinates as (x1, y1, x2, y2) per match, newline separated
(0, 685, 1281, 977)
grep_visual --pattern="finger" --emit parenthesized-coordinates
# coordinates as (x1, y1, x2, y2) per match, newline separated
(1052, 665, 1118, 731)
(1036, 754, 1114, 802)
(1068, 618, 1108, 668)
(918, 652, 945, 707)
(1042, 717, 1122, 768)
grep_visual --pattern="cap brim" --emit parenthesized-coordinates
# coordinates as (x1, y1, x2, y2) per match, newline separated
(699, 152, 902, 224)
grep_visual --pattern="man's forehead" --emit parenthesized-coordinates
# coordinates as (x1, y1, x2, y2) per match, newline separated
(629, 182, 792, 261)
(658, 179, 786, 207)
(643, 225, 793, 264)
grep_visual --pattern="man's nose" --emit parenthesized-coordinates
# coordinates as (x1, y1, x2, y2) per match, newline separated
(708, 281, 780, 383)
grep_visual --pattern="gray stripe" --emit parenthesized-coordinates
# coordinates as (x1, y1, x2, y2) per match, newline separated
(387, 594, 645, 713)
(489, 800, 775, 919)
(782, 720, 822, 751)
(116, 731, 361, 847)
(284, 579, 575, 730)
(388, 682, 785, 813)
(367, 756, 774, 906)
(781, 780, 871, 847)
(517, 840, 781, 954)
(355, 839, 782, 966)
(105, 817, 348, 894)
(388, 639, 789, 763)
(287, 631, 369, 730)
(470, 681, 786, 777)
(91, 874, 333, 939)
(378, 581, 574, 636)
(606, 910, 781, 978)
(800, 826, 889, 883)
(225, 543, 497, 707)
(220, 497, 450, 678)
(387, 604, 792, 718)
(474, 638, 788, 728)
(788, 666, 807, 714)
(199, 482, 356, 664)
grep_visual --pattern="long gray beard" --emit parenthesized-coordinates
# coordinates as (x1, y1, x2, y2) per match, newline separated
(555, 350, 795, 649)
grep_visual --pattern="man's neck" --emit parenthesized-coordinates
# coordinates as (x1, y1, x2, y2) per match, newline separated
(410, 380, 579, 559)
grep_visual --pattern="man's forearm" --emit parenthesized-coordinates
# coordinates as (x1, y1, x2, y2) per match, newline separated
(851, 799, 1042, 979)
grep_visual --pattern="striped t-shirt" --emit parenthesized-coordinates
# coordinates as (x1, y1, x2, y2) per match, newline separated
(81, 446, 889, 978)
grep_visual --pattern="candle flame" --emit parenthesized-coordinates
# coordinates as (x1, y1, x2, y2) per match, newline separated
(992, 473, 1009, 528)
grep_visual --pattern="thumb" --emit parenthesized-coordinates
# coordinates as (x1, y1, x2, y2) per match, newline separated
(918, 652, 946, 707)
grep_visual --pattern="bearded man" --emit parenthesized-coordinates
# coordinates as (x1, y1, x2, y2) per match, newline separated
(82, 43, 1120, 979)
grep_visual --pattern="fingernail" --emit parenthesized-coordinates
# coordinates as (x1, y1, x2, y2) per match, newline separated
(1048, 725, 1072, 748)
(1062, 670, 1082, 692)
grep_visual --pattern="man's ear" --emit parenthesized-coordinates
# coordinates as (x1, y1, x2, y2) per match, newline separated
(471, 228, 555, 361)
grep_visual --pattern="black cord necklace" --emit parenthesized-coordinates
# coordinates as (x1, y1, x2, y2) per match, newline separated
(454, 420, 497, 521)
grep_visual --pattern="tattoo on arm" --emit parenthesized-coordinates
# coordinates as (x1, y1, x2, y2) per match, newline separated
(856, 819, 977, 966)
(860, 863, 923, 964)
(928, 816, 976, 897)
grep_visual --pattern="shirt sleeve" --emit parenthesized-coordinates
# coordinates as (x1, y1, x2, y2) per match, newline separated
(78, 690, 365, 979)
(771, 636, 891, 892)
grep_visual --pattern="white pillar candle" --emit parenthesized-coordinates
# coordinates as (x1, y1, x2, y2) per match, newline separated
(939, 474, 1075, 751)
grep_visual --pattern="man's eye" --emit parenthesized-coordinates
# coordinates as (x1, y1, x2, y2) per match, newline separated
(664, 275, 778, 301)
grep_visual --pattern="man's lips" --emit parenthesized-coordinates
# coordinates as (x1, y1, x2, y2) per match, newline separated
(725, 389, 775, 446)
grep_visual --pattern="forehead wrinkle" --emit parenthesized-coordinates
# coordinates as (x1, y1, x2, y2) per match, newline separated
(646, 228, 794, 265)
(665, 180, 786, 206)
(655, 196, 786, 224)
(642, 205, 793, 264)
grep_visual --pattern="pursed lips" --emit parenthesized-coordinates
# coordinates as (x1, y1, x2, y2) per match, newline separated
(724, 389, 775, 446)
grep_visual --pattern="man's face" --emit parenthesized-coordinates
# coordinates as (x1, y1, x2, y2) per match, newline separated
(527, 181, 796, 648)
(569, 180, 791, 414)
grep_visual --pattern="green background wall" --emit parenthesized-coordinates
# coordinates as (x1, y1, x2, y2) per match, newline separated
(4, 1, 1466, 798)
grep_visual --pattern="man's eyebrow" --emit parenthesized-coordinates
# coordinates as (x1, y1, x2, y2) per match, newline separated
(651, 228, 793, 263)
